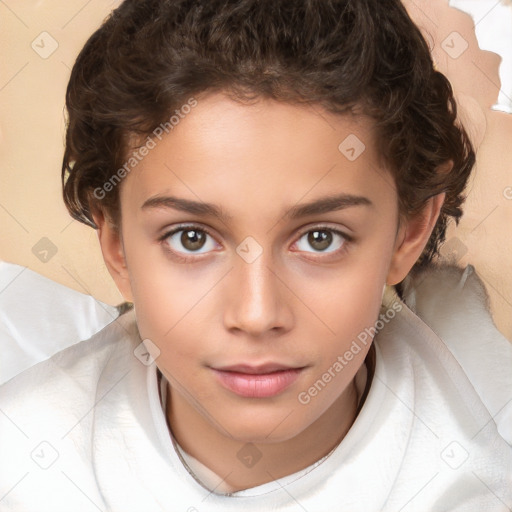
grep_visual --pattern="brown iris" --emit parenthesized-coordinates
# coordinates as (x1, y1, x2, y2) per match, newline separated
(308, 230, 332, 251)
(181, 229, 207, 251)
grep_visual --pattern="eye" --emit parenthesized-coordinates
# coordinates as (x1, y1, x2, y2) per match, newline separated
(158, 223, 351, 262)
(159, 224, 218, 256)
(293, 227, 349, 255)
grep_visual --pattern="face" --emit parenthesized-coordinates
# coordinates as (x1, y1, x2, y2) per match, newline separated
(101, 92, 436, 444)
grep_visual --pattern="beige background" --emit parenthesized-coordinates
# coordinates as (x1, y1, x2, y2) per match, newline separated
(1, 0, 511, 340)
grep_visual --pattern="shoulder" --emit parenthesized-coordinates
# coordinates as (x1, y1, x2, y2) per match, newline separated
(0, 307, 139, 416)
(0, 260, 121, 385)
(0, 309, 140, 511)
(370, 267, 512, 508)
(393, 263, 512, 445)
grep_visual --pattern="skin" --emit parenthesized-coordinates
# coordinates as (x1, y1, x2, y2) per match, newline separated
(93, 91, 445, 492)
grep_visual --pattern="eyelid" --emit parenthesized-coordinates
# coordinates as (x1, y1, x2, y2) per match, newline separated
(294, 223, 353, 243)
(158, 222, 217, 241)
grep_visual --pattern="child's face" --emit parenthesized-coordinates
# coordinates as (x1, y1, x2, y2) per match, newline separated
(105, 92, 421, 443)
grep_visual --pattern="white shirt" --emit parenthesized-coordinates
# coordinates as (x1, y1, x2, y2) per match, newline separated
(0, 261, 511, 511)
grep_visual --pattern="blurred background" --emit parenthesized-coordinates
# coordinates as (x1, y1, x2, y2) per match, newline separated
(0, 0, 511, 339)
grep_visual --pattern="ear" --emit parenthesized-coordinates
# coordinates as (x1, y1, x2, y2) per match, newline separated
(91, 208, 134, 302)
(386, 192, 446, 286)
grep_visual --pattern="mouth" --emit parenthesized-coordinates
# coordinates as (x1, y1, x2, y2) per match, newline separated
(210, 363, 307, 398)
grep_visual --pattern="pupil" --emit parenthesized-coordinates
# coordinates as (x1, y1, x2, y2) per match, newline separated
(181, 230, 205, 250)
(308, 230, 332, 251)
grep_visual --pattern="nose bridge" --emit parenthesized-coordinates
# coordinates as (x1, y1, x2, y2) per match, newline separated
(224, 240, 289, 335)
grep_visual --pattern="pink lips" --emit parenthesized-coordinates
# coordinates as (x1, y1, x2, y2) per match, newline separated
(211, 364, 305, 398)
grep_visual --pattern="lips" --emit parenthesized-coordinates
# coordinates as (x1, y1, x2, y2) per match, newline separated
(214, 363, 302, 375)
(210, 363, 306, 398)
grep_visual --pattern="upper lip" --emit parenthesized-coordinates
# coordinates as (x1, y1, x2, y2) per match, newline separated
(212, 363, 304, 375)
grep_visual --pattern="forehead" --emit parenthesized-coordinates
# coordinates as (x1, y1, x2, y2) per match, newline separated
(120, 92, 396, 222)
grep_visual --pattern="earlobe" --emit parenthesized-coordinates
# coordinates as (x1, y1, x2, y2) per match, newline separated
(386, 193, 446, 286)
(91, 208, 134, 302)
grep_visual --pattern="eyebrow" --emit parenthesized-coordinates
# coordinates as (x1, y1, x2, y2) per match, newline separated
(141, 193, 373, 222)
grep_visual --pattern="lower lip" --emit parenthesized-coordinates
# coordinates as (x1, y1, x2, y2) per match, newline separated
(211, 368, 304, 398)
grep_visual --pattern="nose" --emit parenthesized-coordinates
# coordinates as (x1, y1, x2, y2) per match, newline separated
(223, 250, 293, 337)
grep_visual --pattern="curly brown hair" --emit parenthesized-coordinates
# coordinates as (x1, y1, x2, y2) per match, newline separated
(62, 0, 475, 279)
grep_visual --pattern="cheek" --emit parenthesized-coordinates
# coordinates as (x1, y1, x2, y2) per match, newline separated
(126, 254, 217, 378)
(295, 251, 389, 337)
(132, 275, 199, 353)
(294, 242, 390, 381)
(133, 285, 202, 388)
(124, 238, 206, 335)
(295, 280, 383, 415)
(307, 278, 382, 371)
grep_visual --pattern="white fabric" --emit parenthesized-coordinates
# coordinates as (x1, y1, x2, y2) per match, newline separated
(0, 263, 511, 511)
(401, 264, 512, 445)
(0, 260, 119, 385)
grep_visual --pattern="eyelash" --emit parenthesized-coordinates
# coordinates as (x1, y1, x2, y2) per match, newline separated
(158, 223, 353, 263)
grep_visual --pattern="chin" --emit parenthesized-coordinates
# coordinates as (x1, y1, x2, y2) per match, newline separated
(214, 408, 307, 443)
